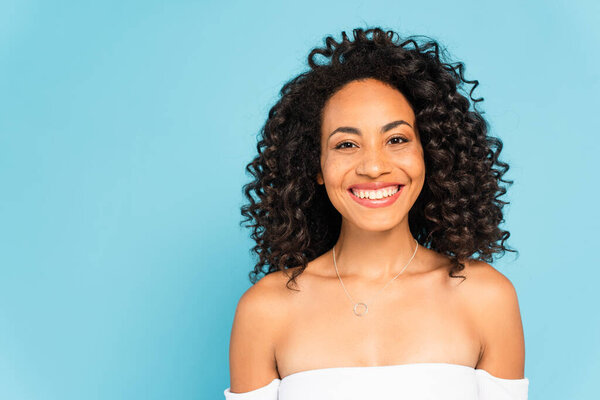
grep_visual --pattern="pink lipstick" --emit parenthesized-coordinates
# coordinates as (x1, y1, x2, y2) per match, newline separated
(347, 182, 404, 208)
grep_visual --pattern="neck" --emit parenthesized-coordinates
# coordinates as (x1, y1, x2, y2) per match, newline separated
(332, 218, 420, 281)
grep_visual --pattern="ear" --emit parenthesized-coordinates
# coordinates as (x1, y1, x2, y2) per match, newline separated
(316, 171, 324, 185)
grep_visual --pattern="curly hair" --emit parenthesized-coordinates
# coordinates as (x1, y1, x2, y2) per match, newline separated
(240, 27, 515, 290)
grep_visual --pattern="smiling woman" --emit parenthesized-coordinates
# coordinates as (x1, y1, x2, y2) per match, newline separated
(317, 78, 425, 231)
(226, 27, 528, 399)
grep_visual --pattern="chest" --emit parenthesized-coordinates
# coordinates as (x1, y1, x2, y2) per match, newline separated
(274, 275, 481, 378)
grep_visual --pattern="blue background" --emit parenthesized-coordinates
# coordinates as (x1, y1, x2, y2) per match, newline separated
(1, 0, 598, 399)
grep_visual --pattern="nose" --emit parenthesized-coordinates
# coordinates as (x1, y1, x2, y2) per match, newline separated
(355, 146, 392, 178)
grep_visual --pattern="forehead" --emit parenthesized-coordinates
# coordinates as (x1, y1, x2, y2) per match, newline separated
(321, 78, 415, 129)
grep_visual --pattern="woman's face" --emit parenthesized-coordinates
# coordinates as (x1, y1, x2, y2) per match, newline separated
(317, 78, 425, 232)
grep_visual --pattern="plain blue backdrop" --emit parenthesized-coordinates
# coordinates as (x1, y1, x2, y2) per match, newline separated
(1, 0, 598, 399)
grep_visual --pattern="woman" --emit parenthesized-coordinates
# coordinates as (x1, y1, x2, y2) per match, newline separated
(224, 27, 529, 399)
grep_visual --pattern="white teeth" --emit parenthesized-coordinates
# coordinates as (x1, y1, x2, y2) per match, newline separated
(351, 185, 400, 199)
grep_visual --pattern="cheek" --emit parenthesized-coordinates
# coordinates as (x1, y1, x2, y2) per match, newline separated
(320, 151, 344, 182)
(401, 147, 426, 176)
(322, 160, 344, 185)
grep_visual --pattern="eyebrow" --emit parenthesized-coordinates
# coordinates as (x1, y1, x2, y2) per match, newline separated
(328, 120, 413, 139)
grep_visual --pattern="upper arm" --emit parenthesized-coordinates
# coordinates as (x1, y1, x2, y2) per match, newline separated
(228, 274, 283, 393)
(468, 262, 526, 379)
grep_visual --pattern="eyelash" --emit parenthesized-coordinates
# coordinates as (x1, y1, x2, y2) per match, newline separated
(334, 136, 408, 150)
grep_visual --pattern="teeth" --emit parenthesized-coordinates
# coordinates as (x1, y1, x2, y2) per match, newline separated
(351, 185, 400, 199)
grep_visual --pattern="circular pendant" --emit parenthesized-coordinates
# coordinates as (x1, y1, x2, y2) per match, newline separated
(353, 302, 368, 316)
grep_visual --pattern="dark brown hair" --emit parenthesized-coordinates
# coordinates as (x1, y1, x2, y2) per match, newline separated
(241, 27, 515, 289)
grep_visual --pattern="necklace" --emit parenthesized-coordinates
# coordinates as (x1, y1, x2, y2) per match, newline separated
(332, 238, 419, 317)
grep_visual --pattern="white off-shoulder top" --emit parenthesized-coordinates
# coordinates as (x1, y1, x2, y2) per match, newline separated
(224, 362, 529, 399)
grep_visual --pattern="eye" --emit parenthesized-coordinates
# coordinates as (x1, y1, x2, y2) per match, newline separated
(334, 141, 357, 150)
(388, 136, 408, 145)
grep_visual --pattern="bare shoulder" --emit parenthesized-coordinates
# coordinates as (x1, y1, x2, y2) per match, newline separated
(460, 260, 526, 379)
(228, 270, 290, 393)
(459, 259, 519, 297)
(459, 260, 523, 321)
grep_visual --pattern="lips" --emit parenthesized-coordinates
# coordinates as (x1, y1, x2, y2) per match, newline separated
(348, 182, 403, 190)
(347, 183, 405, 208)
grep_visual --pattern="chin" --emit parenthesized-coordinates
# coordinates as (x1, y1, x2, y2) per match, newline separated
(349, 216, 404, 232)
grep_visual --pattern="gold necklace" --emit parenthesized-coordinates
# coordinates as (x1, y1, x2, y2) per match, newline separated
(332, 238, 419, 317)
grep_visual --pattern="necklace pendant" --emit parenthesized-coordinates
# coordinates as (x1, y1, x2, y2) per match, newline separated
(353, 302, 368, 317)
